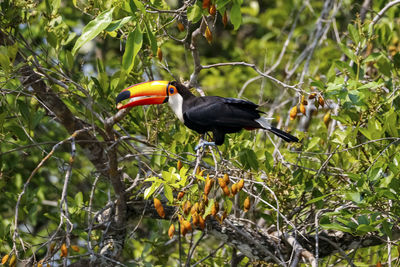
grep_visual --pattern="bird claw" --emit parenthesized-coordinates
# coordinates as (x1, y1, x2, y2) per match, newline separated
(195, 141, 216, 151)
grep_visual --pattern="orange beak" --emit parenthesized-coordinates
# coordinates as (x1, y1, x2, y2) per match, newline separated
(116, 80, 170, 109)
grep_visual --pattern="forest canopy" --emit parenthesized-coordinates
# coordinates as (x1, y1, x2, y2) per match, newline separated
(1, 0, 400, 266)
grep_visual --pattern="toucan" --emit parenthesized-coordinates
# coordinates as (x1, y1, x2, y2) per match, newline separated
(116, 81, 299, 148)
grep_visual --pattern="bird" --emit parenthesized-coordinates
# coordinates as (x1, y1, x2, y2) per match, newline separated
(116, 80, 299, 148)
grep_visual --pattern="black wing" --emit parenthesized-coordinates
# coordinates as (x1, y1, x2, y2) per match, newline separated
(183, 96, 262, 131)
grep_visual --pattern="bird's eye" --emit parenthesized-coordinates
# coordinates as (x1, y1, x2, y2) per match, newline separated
(169, 87, 175, 94)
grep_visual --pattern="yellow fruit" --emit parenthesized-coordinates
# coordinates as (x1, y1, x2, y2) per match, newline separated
(289, 105, 298, 120)
(222, 174, 230, 185)
(318, 96, 325, 107)
(198, 169, 206, 177)
(190, 202, 199, 215)
(231, 184, 238, 195)
(211, 202, 219, 216)
(177, 191, 185, 200)
(71, 245, 80, 252)
(237, 179, 244, 191)
(218, 178, 226, 188)
(177, 160, 183, 170)
(222, 186, 230, 196)
(183, 220, 192, 233)
(1, 254, 9, 265)
(183, 200, 191, 215)
(202, 0, 210, 9)
(157, 47, 162, 62)
(209, 4, 216, 16)
(205, 26, 212, 44)
(192, 212, 199, 226)
(202, 194, 208, 206)
(177, 22, 185, 32)
(154, 198, 165, 218)
(244, 196, 251, 212)
(323, 111, 331, 127)
(300, 103, 306, 115)
(8, 255, 16, 267)
(222, 11, 228, 27)
(204, 179, 213, 196)
(168, 224, 175, 239)
(198, 215, 205, 230)
(60, 243, 68, 257)
(309, 93, 317, 99)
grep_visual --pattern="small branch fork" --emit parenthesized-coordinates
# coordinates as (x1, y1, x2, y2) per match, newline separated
(13, 128, 88, 262)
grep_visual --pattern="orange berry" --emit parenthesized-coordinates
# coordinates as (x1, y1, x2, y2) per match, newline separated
(183, 200, 191, 215)
(289, 105, 298, 120)
(198, 215, 205, 229)
(218, 178, 226, 188)
(209, 4, 216, 16)
(222, 174, 230, 185)
(222, 11, 228, 27)
(318, 96, 325, 107)
(1, 254, 9, 265)
(177, 160, 183, 170)
(202, 0, 210, 9)
(204, 179, 213, 196)
(154, 198, 165, 218)
(323, 111, 331, 127)
(211, 202, 219, 216)
(60, 243, 68, 257)
(244, 196, 251, 212)
(168, 224, 175, 239)
(157, 47, 162, 61)
(177, 22, 185, 32)
(237, 179, 244, 191)
(71, 245, 80, 252)
(205, 26, 212, 44)
(222, 186, 230, 196)
(231, 184, 238, 195)
(177, 191, 185, 200)
(309, 93, 317, 99)
(300, 103, 306, 115)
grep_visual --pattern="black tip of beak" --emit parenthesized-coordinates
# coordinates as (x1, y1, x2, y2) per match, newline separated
(116, 90, 131, 104)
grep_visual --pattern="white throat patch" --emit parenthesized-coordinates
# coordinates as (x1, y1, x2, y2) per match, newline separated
(168, 93, 184, 122)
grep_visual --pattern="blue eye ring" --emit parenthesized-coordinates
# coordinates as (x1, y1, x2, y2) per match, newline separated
(169, 86, 175, 94)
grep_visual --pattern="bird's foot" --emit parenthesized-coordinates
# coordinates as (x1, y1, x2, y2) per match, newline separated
(195, 141, 216, 151)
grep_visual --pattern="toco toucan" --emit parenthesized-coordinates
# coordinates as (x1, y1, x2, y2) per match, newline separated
(116, 81, 299, 147)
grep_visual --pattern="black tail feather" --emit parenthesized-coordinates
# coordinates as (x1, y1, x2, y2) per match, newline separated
(268, 127, 299, 142)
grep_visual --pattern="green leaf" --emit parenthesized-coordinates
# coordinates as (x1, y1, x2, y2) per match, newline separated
(122, 27, 143, 73)
(164, 184, 173, 203)
(131, 0, 146, 13)
(230, 3, 242, 30)
(75, 192, 83, 207)
(384, 108, 397, 137)
(216, 0, 230, 10)
(335, 60, 355, 78)
(339, 43, 357, 63)
(393, 52, 400, 69)
(321, 223, 353, 233)
(376, 56, 391, 77)
(348, 24, 359, 44)
(144, 181, 161, 199)
(105, 16, 133, 32)
(187, 4, 202, 23)
(345, 192, 362, 203)
(381, 220, 393, 239)
(363, 52, 381, 63)
(72, 8, 115, 55)
(144, 22, 157, 56)
(356, 224, 376, 233)
(306, 192, 334, 205)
